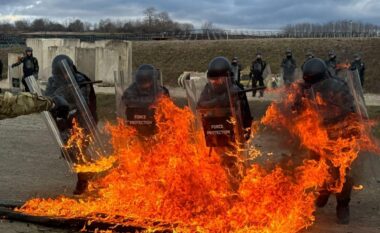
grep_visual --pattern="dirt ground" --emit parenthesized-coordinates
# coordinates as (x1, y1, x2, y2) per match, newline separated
(0, 96, 379, 232)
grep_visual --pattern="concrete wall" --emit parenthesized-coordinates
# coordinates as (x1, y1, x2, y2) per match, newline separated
(21, 38, 132, 86)
(80, 42, 97, 49)
(62, 39, 80, 48)
(101, 40, 132, 86)
(76, 48, 96, 81)
(95, 47, 119, 84)
(1, 53, 23, 90)
(26, 39, 65, 81)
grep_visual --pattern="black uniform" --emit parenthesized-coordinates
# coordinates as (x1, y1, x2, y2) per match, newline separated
(350, 58, 365, 87)
(325, 55, 341, 76)
(301, 52, 314, 71)
(122, 64, 170, 136)
(12, 50, 39, 92)
(250, 58, 266, 97)
(122, 82, 169, 136)
(281, 55, 297, 85)
(299, 58, 356, 224)
(197, 56, 252, 191)
(231, 58, 242, 86)
(45, 69, 97, 144)
(45, 55, 97, 195)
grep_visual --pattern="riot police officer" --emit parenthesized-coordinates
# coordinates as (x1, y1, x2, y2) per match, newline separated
(301, 50, 314, 71)
(299, 58, 356, 224)
(325, 50, 341, 76)
(11, 47, 39, 92)
(122, 64, 169, 136)
(231, 56, 243, 87)
(350, 54, 365, 87)
(197, 57, 252, 190)
(45, 54, 97, 195)
(281, 48, 297, 86)
(197, 57, 252, 128)
(249, 52, 266, 97)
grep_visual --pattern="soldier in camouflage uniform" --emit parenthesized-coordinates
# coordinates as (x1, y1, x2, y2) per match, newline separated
(0, 91, 67, 120)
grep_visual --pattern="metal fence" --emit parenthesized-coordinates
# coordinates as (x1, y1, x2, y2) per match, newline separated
(1, 29, 379, 47)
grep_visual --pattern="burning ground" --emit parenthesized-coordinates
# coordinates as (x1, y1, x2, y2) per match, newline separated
(6, 87, 380, 232)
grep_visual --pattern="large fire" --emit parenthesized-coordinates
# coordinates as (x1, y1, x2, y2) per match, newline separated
(18, 85, 379, 232)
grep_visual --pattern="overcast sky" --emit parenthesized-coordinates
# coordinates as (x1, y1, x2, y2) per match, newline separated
(0, 0, 379, 29)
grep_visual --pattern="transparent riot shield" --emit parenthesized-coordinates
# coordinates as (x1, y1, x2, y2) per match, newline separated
(344, 69, 368, 119)
(157, 68, 164, 86)
(185, 76, 246, 148)
(42, 59, 108, 165)
(25, 75, 74, 171)
(307, 75, 364, 125)
(183, 75, 208, 114)
(123, 70, 160, 136)
(262, 64, 272, 91)
(280, 66, 302, 87)
(114, 70, 128, 118)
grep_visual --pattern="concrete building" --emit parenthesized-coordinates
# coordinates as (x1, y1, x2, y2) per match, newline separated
(3, 38, 132, 90)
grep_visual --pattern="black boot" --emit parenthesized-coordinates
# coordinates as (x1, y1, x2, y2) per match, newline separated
(336, 176, 352, 224)
(73, 173, 89, 195)
(315, 191, 330, 208)
(336, 203, 350, 224)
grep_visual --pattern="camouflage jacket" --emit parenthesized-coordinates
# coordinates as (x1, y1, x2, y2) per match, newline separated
(0, 92, 54, 120)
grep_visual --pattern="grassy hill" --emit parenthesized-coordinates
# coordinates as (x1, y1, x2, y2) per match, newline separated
(1, 38, 379, 93)
(133, 38, 380, 93)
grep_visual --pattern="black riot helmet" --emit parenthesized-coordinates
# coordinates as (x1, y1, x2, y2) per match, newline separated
(306, 50, 314, 59)
(302, 58, 328, 84)
(286, 48, 292, 57)
(328, 50, 336, 59)
(52, 54, 75, 77)
(231, 56, 238, 65)
(135, 64, 158, 92)
(256, 52, 262, 60)
(207, 56, 232, 93)
(354, 53, 361, 61)
(25, 47, 33, 56)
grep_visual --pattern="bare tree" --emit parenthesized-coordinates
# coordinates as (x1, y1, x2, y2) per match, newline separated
(14, 20, 29, 31)
(68, 19, 85, 32)
(201, 21, 213, 31)
(144, 7, 157, 28)
(31, 18, 47, 31)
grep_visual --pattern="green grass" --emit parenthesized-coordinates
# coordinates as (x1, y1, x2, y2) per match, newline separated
(133, 38, 380, 93)
(2, 38, 380, 93)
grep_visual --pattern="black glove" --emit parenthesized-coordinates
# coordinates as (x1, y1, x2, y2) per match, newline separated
(52, 96, 70, 119)
(11, 64, 16, 68)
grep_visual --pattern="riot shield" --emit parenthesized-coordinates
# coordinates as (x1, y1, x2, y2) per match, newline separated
(344, 69, 368, 119)
(280, 67, 302, 87)
(114, 70, 128, 118)
(307, 75, 363, 125)
(262, 64, 272, 92)
(122, 69, 160, 136)
(43, 59, 107, 165)
(183, 75, 208, 114)
(185, 76, 246, 148)
(25, 75, 74, 171)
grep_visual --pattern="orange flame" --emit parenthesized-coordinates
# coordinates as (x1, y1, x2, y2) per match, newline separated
(18, 92, 379, 232)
